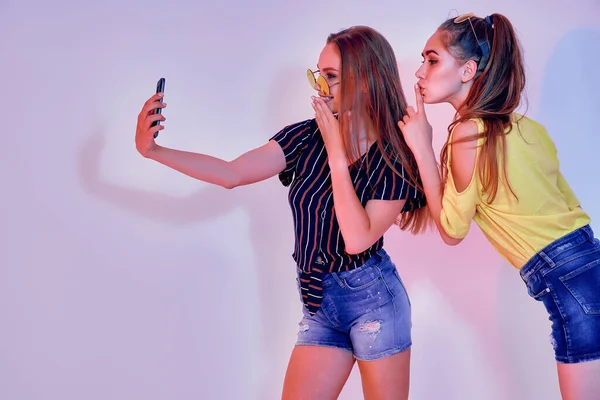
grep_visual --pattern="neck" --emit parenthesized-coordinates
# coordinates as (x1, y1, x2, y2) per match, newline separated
(343, 121, 376, 166)
(355, 120, 377, 151)
(449, 82, 472, 112)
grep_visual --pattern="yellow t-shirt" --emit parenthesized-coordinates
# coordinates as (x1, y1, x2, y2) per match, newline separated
(440, 114, 591, 269)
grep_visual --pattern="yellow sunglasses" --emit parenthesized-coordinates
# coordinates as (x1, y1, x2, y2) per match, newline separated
(306, 69, 336, 96)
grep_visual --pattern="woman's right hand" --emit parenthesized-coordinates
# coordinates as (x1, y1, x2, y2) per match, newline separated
(397, 84, 433, 161)
(136, 93, 166, 157)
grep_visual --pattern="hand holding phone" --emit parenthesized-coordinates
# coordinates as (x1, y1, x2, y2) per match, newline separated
(151, 77, 166, 138)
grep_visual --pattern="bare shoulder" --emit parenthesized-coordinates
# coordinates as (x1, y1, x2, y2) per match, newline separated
(449, 120, 479, 192)
(452, 120, 479, 143)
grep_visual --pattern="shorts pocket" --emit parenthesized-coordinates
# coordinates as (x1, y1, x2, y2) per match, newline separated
(523, 272, 552, 301)
(531, 287, 551, 300)
(341, 266, 381, 291)
(560, 259, 600, 315)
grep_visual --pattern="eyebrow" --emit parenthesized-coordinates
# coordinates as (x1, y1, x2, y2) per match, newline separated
(421, 50, 439, 57)
(316, 65, 339, 72)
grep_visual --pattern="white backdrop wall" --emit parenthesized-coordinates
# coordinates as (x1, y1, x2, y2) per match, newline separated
(2, 0, 599, 399)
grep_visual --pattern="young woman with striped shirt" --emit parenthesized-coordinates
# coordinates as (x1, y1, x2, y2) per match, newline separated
(135, 26, 427, 399)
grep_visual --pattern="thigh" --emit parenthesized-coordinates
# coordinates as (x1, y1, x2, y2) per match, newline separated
(282, 345, 355, 400)
(557, 359, 600, 400)
(357, 348, 411, 400)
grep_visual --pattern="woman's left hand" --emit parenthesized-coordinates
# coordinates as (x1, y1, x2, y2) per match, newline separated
(312, 96, 346, 164)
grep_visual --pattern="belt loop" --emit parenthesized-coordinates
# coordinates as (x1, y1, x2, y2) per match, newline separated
(330, 272, 345, 288)
(539, 250, 556, 268)
(583, 224, 593, 241)
(378, 250, 385, 263)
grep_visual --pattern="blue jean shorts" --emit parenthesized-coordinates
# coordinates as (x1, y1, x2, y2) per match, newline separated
(520, 224, 600, 363)
(295, 249, 412, 361)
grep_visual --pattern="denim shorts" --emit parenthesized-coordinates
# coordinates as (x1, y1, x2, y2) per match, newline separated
(520, 224, 600, 363)
(295, 249, 412, 361)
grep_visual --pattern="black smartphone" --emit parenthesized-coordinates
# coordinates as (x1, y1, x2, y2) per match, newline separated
(151, 77, 166, 138)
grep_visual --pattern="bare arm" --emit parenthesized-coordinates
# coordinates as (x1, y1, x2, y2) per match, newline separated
(408, 147, 463, 245)
(146, 141, 285, 189)
(398, 85, 478, 246)
(329, 160, 406, 254)
(136, 93, 286, 189)
(410, 121, 479, 246)
(312, 97, 405, 254)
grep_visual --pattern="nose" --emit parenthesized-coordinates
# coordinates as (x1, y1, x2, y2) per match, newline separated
(415, 64, 425, 80)
(313, 80, 321, 91)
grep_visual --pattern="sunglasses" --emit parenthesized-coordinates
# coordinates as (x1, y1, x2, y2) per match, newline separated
(454, 12, 491, 58)
(306, 69, 339, 96)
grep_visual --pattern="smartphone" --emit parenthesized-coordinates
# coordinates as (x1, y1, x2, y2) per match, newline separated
(151, 77, 166, 138)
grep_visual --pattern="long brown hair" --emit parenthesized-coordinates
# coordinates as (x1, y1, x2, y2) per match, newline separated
(437, 14, 526, 202)
(326, 26, 430, 233)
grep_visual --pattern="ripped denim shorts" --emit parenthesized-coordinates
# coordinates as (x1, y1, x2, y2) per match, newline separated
(295, 249, 412, 361)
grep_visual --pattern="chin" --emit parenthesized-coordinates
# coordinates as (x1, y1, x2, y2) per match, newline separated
(422, 95, 440, 105)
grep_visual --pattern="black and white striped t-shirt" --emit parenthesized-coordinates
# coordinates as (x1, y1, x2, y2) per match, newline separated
(271, 118, 426, 315)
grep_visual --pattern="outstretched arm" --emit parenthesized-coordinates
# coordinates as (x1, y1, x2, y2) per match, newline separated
(136, 93, 286, 189)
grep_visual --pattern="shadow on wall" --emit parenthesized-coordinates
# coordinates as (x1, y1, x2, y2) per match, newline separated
(535, 27, 600, 220)
(491, 27, 600, 400)
(495, 27, 600, 400)
(78, 66, 318, 400)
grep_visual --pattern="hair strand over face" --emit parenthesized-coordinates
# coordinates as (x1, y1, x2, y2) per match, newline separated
(327, 26, 431, 233)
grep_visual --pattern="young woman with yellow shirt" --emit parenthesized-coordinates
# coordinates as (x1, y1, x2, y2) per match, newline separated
(398, 12, 600, 400)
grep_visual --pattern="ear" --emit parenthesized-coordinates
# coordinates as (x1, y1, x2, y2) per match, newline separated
(461, 59, 478, 83)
